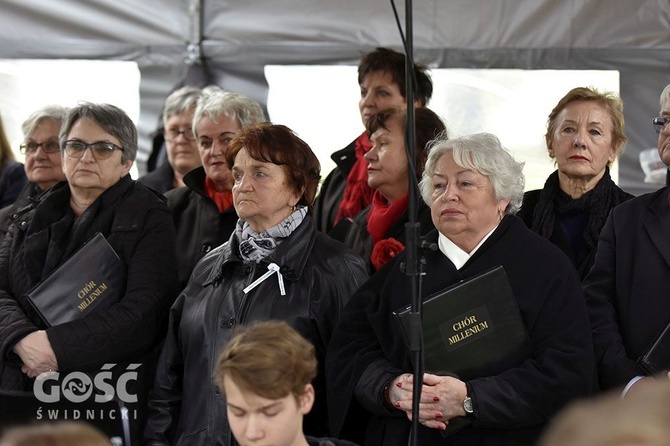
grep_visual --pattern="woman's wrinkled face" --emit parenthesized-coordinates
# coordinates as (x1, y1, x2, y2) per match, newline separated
(164, 108, 201, 176)
(658, 95, 670, 167)
(196, 114, 240, 192)
(549, 100, 617, 185)
(429, 152, 508, 253)
(359, 71, 406, 126)
(232, 147, 302, 233)
(224, 376, 313, 446)
(24, 118, 65, 190)
(365, 116, 409, 202)
(62, 118, 132, 196)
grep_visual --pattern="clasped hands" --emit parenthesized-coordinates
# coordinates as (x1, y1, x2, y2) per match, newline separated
(388, 372, 468, 432)
(13, 330, 58, 378)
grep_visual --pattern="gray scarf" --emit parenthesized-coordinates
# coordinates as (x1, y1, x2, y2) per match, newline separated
(236, 206, 307, 263)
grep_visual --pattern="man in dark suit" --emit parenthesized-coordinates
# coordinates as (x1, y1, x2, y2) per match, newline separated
(584, 83, 670, 394)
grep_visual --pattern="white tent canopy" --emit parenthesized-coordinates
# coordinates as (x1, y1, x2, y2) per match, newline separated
(2, 0, 669, 195)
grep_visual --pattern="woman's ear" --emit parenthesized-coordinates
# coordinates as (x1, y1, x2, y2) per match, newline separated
(299, 384, 315, 415)
(121, 159, 134, 177)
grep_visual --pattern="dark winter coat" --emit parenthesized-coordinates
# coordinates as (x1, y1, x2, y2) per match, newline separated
(0, 159, 28, 209)
(0, 181, 42, 247)
(137, 161, 175, 194)
(313, 139, 356, 234)
(165, 166, 238, 289)
(517, 172, 632, 280)
(584, 186, 670, 389)
(0, 176, 179, 441)
(326, 216, 596, 446)
(344, 199, 433, 274)
(145, 215, 368, 446)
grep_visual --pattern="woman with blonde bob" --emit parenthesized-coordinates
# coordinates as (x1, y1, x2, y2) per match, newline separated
(518, 86, 633, 279)
(327, 133, 596, 445)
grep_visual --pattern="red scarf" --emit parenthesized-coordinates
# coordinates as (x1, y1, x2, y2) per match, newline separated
(366, 191, 409, 244)
(334, 132, 374, 224)
(204, 177, 234, 213)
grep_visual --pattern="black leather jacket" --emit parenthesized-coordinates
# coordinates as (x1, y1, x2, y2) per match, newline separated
(145, 215, 368, 446)
(165, 167, 238, 289)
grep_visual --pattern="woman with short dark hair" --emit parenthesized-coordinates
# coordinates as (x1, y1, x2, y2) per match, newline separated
(343, 107, 446, 273)
(146, 123, 368, 446)
(313, 47, 433, 236)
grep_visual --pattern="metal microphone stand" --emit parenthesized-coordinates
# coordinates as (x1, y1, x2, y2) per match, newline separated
(400, 1, 425, 445)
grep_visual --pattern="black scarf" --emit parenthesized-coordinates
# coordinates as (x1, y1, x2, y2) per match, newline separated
(530, 168, 620, 251)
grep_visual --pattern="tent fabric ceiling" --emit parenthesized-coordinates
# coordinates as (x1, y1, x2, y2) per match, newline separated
(1, 0, 669, 194)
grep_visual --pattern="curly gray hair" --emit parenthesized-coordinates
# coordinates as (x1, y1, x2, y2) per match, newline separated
(419, 133, 525, 215)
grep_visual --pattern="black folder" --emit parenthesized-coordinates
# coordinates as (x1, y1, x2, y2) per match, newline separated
(394, 265, 531, 379)
(638, 321, 670, 375)
(26, 233, 126, 327)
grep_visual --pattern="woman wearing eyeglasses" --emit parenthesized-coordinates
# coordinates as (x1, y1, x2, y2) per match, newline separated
(517, 86, 633, 280)
(138, 86, 203, 194)
(0, 102, 179, 444)
(0, 105, 66, 246)
(165, 89, 267, 289)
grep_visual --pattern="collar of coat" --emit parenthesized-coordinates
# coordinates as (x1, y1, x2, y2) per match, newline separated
(204, 214, 318, 286)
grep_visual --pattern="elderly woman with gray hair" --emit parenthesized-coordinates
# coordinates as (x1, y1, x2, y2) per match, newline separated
(165, 89, 266, 288)
(138, 85, 203, 193)
(0, 105, 67, 246)
(326, 133, 596, 446)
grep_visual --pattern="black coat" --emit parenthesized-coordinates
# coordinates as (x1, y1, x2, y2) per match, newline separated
(145, 215, 368, 446)
(584, 187, 670, 389)
(517, 178, 632, 280)
(313, 139, 357, 234)
(137, 161, 175, 194)
(0, 176, 179, 441)
(0, 160, 28, 209)
(0, 181, 42, 248)
(326, 216, 596, 446)
(165, 166, 238, 289)
(344, 199, 433, 274)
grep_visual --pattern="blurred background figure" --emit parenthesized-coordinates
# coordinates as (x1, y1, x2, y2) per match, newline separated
(518, 87, 632, 280)
(0, 114, 28, 209)
(138, 86, 202, 194)
(216, 321, 359, 446)
(146, 123, 367, 445)
(313, 47, 433, 237)
(165, 89, 266, 289)
(0, 105, 67, 246)
(0, 421, 112, 446)
(343, 107, 446, 273)
(540, 381, 670, 446)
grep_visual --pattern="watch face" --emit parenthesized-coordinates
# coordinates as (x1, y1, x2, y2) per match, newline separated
(463, 396, 473, 414)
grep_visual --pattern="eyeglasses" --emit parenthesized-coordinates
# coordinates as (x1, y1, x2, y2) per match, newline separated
(63, 140, 124, 160)
(19, 140, 60, 155)
(652, 117, 670, 133)
(165, 128, 196, 142)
